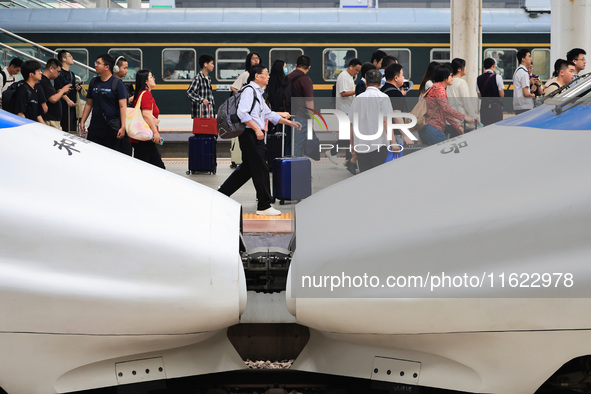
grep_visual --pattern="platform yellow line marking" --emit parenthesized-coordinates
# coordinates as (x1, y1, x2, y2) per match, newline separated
(243, 213, 293, 220)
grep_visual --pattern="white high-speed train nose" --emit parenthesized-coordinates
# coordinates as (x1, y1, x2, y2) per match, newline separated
(286, 81, 591, 393)
(0, 111, 247, 394)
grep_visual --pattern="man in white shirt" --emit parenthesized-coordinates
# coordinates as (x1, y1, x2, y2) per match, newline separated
(218, 64, 301, 216)
(349, 69, 394, 173)
(513, 48, 538, 115)
(328, 58, 361, 165)
(0, 57, 23, 109)
(336, 58, 362, 114)
(0, 58, 23, 92)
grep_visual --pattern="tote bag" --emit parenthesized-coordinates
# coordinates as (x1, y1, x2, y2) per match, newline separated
(125, 91, 153, 141)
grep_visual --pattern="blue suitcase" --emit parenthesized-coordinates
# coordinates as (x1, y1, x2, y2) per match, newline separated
(187, 134, 217, 175)
(272, 157, 312, 204)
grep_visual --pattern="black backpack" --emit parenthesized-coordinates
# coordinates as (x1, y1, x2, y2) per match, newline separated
(216, 84, 259, 139)
(1, 80, 28, 114)
(331, 83, 337, 98)
(0, 69, 7, 89)
(283, 73, 306, 113)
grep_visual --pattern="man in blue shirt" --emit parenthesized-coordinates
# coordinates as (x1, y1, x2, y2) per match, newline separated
(80, 54, 129, 155)
(218, 64, 301, 216)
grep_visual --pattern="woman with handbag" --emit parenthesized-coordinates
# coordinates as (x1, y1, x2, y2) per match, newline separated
(420, 65, 476, 146)
(130, 69, 165, 169)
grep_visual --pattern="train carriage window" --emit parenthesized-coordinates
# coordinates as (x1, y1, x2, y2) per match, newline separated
(162, 49, 196, 81)
(56, 48, 90, 83)
(108, 48, 143, 82)
(532, 49, 551, 82)
(323, 48, 357, 81)
(270, 48, 304, 75)
(216, 48, 250, 82)
(379, 48, 411, 79)
(483, 48, 517, 81)
(430, 49, 450, 63)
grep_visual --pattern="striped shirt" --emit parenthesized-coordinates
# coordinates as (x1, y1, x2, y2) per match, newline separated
(187, 71, 215, 118)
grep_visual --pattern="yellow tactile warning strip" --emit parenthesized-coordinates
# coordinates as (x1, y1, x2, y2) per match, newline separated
(243, 212, 293, 220)
(164, 159, 226, 165)
(163, 159, 341, 165)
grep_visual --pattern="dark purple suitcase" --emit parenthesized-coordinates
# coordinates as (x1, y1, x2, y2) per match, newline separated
(187, 134, 217, 175)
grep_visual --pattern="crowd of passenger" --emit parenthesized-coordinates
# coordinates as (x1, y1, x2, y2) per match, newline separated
(0, 52, 165, 169)
(0, 46, 586, 178)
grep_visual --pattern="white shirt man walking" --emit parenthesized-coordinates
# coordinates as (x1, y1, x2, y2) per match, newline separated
(513, 48, 538, 115)
(328, 58, 362, 165)
(349, 69, 395, 173)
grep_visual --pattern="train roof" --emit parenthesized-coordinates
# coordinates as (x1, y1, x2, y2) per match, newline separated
(0, 7, 550, 35)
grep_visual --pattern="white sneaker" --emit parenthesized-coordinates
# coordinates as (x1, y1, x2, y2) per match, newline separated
(256, 207, 282, 216)
(326, 150, 338, 165)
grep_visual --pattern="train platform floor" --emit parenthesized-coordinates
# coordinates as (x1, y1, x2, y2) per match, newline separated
(162, 155, 353, 234)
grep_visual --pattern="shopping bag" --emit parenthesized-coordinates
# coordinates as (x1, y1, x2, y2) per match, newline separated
(192, 104, 218, 135)
(125, 91, 153, 141)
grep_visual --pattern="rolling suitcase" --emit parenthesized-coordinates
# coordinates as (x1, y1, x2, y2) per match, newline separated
(187, 134, 217, 175)
(272, 124, 312, 204)
(266, 126, 284, 172)
(230, 137, 242, 168)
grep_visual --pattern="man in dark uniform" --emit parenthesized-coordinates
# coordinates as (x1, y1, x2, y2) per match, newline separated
(55, 50, 81, 133)
(14, 60, 46, 124)
(38, 58, 72, 130)
(381, 63, 415, 147)
(477, 58, 505, 126)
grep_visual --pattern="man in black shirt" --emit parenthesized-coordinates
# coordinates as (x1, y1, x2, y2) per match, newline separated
(55, 50, 81, 132)
(38, 58, 72, 129)
(381, 63, 414, 147)
(14, 60, 46, 124)
(80, 54, 129, 154)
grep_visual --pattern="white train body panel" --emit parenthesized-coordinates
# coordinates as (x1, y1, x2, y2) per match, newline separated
(0, 112, 247, 393)
(287, 115, 591, 392)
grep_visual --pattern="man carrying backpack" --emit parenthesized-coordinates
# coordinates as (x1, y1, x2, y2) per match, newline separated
(0, 57, 23, 109)
(80, 54, 130, 155)
(11, 60, 46, 124)
(218, 64, 302, 216)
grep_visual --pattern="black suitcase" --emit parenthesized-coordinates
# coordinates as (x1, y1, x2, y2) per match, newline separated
(266, 127, 284, 171)
(187, 134, 217, 175)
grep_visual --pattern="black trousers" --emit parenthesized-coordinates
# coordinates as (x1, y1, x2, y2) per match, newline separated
(60, 104, 77, 132)
(357, 148, 388, 173)
(514, 109, 530, 115)
(133, 141, 165, 169)
(87, 127, 132, 156)
(480, 100, 503, 126)
(218, 129, 273, 210)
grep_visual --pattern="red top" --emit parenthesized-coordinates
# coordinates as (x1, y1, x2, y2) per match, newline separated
(130, 89, 159, 143)
(424, 82, 465, 133)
